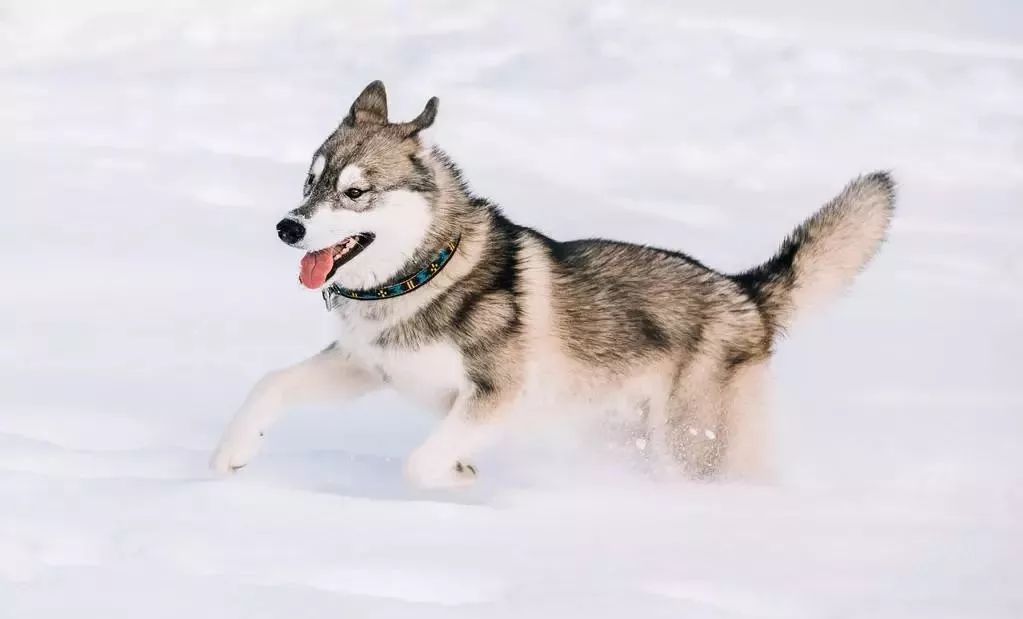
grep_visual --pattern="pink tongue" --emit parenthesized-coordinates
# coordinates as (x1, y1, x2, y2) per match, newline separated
(299, 249, 334, 289)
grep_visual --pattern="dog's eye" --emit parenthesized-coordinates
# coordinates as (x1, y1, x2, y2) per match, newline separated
(303, 173, 314, 196)
(344, 188, 364, 199)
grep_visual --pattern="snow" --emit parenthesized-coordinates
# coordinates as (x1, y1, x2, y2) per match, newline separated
(2, 1, 1022, 617)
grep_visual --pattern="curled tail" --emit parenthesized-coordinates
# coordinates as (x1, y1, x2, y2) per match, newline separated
(734, 171, 896, 334)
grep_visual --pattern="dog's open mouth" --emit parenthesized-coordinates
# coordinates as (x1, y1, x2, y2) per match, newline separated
(298, 233, 375, 289)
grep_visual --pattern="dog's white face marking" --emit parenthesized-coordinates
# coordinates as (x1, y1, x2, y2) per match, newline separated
(294, 188, 432, 289)
(302, 155, 327, 197)
(295, 201, 340, 250)
(333, 189, 432, 289)
(336, 165, 364, 191)
(311, 155, 326, 177)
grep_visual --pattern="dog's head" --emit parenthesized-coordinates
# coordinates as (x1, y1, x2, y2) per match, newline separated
(279, 81, 444, 290)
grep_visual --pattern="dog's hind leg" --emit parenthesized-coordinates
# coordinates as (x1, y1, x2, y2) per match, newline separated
(658, 357, 729, 479)
(210, 344, 379, 473)
(719, 361, 773, 481)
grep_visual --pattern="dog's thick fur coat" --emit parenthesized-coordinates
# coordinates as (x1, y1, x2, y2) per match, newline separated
(211, 81, 895, 486)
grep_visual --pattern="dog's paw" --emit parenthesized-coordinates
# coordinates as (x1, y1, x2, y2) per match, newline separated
(405, 452, 478, 489)
(210, 431, 264, 474)
(454, 461, 478, 480)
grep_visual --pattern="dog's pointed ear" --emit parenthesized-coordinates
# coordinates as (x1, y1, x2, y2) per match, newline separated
(396, 97, 439, 138)
(345, 80, 389, 126)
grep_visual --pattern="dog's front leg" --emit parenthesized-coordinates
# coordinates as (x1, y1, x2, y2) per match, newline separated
(405, 389, 505, 489)
(210, 345, 378, 473)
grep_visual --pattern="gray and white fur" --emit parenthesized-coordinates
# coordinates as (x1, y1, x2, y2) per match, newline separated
(211, 81, 895, 486)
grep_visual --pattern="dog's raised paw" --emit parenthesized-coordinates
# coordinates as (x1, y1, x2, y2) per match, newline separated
(210, 432, 263, 475)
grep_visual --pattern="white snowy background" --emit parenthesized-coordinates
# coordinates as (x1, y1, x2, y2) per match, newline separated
(2, 1, 1021, 617)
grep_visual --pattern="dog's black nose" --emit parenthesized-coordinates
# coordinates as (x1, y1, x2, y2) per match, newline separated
(276, 218, 305, 244)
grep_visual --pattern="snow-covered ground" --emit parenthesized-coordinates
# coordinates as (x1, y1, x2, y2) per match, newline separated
(2, 1, 1021, 617)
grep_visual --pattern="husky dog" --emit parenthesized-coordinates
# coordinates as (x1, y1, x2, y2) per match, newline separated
(210, 81, 895, 487)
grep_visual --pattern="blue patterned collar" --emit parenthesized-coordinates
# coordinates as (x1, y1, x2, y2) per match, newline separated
(322, 237, 460, 310)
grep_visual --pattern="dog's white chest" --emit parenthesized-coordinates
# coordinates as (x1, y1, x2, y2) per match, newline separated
(335, 315, 465, 412)
(378, 341, 465, 396)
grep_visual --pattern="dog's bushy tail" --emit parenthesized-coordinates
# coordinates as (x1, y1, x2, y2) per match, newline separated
(734, 171, 895, 335)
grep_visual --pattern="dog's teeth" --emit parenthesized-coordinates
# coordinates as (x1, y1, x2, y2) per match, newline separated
(327, 235, 364, 262)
